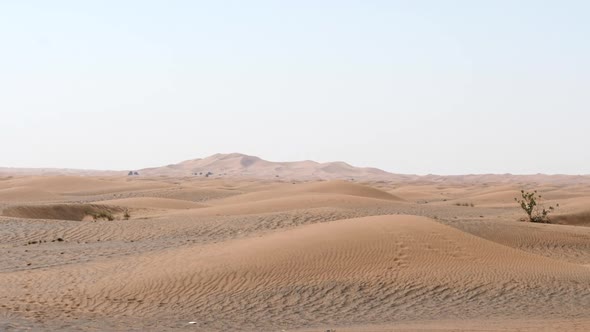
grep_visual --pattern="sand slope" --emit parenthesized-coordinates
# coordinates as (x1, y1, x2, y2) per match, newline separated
(98, 197, 207, 210)
(1, 204, 123, 221)
(0, 175, 172, 196)
(1, 215, 589, 331)
(0, 186, 61, 202)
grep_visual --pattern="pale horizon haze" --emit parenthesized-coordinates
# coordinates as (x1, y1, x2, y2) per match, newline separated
(1, 1, 589, 175)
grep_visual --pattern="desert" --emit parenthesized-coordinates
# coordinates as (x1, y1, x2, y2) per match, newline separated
(1, 153, 590, 331)
(3, 2, 589, 330)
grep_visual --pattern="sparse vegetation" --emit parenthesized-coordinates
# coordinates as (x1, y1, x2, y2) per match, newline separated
(455, 202, 474, 207)
(90, 211, 114, 221)
(123, 209, 131, 220)
(515, 190, 558, 223)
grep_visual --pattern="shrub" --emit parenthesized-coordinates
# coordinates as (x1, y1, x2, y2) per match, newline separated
(123, 209, 131, 220)
(91, 211, 114, 221)
(515, 190, 558, 223)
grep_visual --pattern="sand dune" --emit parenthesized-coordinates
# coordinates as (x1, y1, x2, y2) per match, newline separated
(457, 189, 521, 206)
(389, 187, 445, 202)
(554, 212, 590, 227)
(0, 186, 61, 202)
(1, 174, 590, 331)
(209, 180, 402, 206)
(1, 175, 171, 195)
(139, 153, 395, 180)
(188, 194, 398, 217)
(148, 187, 242, 202)
(1, 204, 123, 221)
(97, 197, 207, 210)
(178, 180, 405, 217)
(443, 218, 590, 265)
(297, 180, 402, 200)
(2, 216, 589, 331)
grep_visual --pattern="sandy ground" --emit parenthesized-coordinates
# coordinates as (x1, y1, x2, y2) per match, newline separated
(1, 175, 590, 331)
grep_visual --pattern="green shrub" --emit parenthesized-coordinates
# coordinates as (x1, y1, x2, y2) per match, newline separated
(515, 190, 558, 223)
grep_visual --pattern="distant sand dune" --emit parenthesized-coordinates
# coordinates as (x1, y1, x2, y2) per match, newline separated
(138, 153, 395, 180)
(147, 187, 242, 202)
(2, 175, 170, 195)
(0, 186, 61, 202)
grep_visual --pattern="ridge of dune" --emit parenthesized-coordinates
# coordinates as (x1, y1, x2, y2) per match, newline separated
(553, 212, 590, 227)
(105, 215, 587, 291)
(1, 204, 123, 221)
(97, 197, 207, 210)
(149, 187, 242, 202)
(209, 180, 402, 207)
(186, 193, 397, 216)
(298, 180, 402, 201)
(1, 175, 171, 195)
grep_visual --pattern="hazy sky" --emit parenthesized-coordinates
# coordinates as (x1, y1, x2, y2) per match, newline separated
(1, 1, 589, 175)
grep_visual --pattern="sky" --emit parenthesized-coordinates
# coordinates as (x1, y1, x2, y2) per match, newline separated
(1, 1, 589, 175)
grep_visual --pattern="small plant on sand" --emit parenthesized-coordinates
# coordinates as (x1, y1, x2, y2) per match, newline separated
(123, 209, 131, 220)
(515, 190, 558, 223)
(91, 211, 114, 221)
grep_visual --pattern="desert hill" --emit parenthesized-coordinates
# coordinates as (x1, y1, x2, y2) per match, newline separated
(137, 153, 398, 180)
(3, 153, 590, 185)
(137, 153, 590, 184)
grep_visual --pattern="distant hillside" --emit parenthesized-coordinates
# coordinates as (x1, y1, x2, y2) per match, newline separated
(2, 154, 589, 184)
(138, 153, 399, 180)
